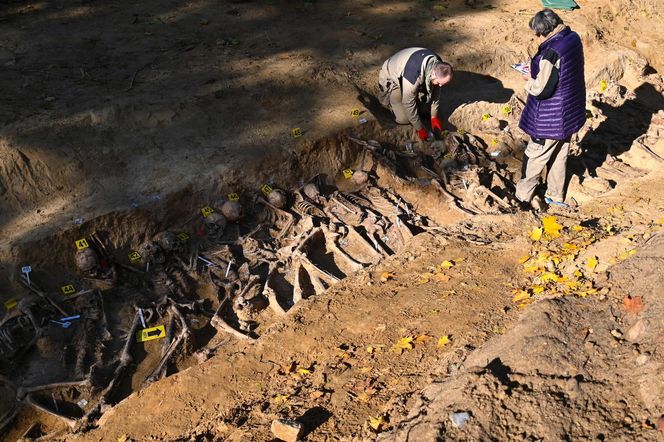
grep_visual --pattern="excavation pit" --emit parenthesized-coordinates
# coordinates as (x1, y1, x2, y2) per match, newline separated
(0, 128, 521, 437)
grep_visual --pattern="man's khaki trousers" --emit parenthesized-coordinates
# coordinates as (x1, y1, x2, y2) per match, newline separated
(515, 137, 570, 203)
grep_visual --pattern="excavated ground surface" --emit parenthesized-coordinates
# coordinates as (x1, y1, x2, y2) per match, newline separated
(1, 0, 664, 440)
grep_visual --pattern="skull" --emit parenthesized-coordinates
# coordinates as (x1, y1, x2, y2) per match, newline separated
(351, 170, 369, 186)
(204, 212, 228, 237)
(138, 241, 165, 266)
(303, 183, 320, 200)
(221, 201, 243, 223)
(153, 231, 183, 254)
(267, 189, 288, 209)
(75, 248, 99, 275)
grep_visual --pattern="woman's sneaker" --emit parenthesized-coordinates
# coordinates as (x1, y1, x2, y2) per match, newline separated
(545, 196, 570, 208)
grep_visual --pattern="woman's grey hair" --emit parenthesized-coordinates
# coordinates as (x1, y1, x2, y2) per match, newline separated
(433, 62, 453, 80)
(529, 8, 564, 37)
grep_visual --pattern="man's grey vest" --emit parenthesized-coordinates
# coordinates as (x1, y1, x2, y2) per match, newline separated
(519, 27, 586, 140)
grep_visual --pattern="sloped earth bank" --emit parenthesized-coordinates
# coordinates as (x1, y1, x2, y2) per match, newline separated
(381, 178, 664, 441)
(1, 0, 664, 441)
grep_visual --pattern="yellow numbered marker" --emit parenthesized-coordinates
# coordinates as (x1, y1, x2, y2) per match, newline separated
(291, 127, 302, 138)
(458, 129, 466, 135)
(128, 251, 142, 264)
(136, 325, 166, 343)
(200, 206, 214, 217)
(599, 80, 608, 93)
(351, 108, 360, 118)
(4, 299, 17, 310)
(482, 113, 491, 121)
(343, 169, 354, 179)
(60, 284, 76, 295)
(75, 238, 89, 250)
(177, 232, 190, 241)
(261, 184, 273, 196)
(228, 193, 240, 201)
(491, 139, 498, 145)
(501, 105, 512, 115)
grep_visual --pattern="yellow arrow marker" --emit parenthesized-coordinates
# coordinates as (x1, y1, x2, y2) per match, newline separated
(4, 299, 17, 310)
(75, 238, 89, 250)
(200, 206, 214, 217)
(177, 232, 190, 241)
(136, 325, 166, 343)
(61, 284, 76, 295)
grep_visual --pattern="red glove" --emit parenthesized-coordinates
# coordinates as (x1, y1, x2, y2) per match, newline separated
(431, 117, 443, 133)
(417, 128, 429, 141)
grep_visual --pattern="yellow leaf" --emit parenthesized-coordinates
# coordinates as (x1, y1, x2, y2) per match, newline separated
(440, 260, 454, 269)
(540, 272, 560, 283)
(297, 368, 312, 375)
(360, 366, 373, 373)
(512, 290, 530, 303)
(118, 436, 129, 442)
(366, 346, 375, 354)
(532, 285, 545, 294)
(542, 216, 563, 238)
(519, 255, 531, 264)
(523, 264, 542, 273)
(454, 257, 465, 263)
(572, 225, 584, 232)
(563, 243, 578, 251)
(273, 394, 290, 404)
(530, 227, 543, 241)
(415, 334, 433, 345)
(369, 414, 388, 431)
(437, 335, 451, 348)
(656, 218, 664, 225)
(416, 272, 433, 284)
(574, 269, 583, 277)
(586, 256, 598, 271)
(432, 273, 451, 282)
(393, 337, 414, 351)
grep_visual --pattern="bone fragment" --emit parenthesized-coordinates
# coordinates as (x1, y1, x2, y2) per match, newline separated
(24, 394, 78, 429)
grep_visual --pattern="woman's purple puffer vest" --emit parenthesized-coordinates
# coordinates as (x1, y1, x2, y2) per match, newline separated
(519, 27, 586, 140)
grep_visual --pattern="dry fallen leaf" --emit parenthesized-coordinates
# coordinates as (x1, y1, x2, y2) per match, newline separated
(512, 290, 530, 303)
(432, 273, 450, 282)
(542, 215, 563, 238)
(380, 272, 396, 282)
(273, 394, 290, 404)
(623, 295, 645, 314)
(393, 336, 414, 352)
(369, 414, 388, 431)
(440, 260, 454, 269)
(519, 255, 531, 264)
(437, 335, 451, 348)
(530, 227, 543, 241)
(415, 334, 433, 345)
(586, 256, 599, 271)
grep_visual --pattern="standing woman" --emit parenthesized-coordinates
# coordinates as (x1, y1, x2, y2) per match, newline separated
(516, 9, 586, 209)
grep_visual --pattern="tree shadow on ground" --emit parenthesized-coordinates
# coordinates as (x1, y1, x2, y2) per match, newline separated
(572, 81, 664, 178)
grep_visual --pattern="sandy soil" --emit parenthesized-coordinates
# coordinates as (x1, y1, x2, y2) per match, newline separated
(1, 0, 664, 440)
